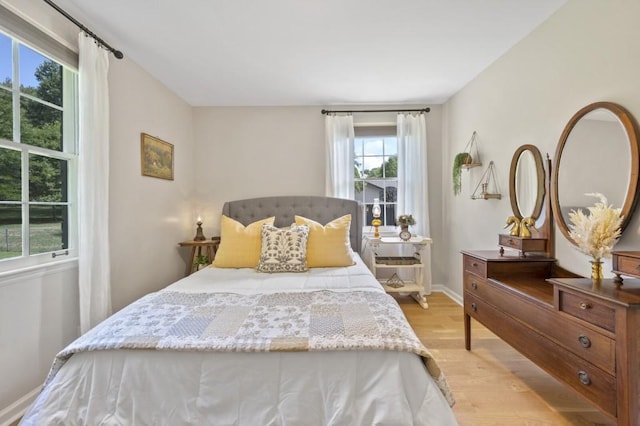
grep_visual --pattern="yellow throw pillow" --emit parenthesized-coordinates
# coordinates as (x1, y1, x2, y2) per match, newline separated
(294, 214, 354, 267)
(212, 215, 275, 268)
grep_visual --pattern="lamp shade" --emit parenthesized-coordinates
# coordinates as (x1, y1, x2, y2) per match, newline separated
(372, 198, 381, 218)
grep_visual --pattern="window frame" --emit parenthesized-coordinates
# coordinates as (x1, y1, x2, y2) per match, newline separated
(0, 29, 78, 273)
(353, 125, 399, 232)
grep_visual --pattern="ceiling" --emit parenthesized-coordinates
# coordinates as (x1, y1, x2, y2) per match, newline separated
(52, 0, 567, 107)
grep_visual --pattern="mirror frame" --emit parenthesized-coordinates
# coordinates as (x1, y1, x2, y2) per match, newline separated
(509, 144, 545, 221)
(551, 101, 640, 245)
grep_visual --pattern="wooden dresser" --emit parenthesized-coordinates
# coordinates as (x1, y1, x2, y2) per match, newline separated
(463, 250, 640, 425)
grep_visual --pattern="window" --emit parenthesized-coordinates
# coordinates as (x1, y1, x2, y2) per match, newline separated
(353, 130, 397, 226)
(0, 30, 78, 271)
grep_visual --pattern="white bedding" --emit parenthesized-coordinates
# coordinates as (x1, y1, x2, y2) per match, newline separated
(167, 255, 382, 295)
(22, 256, 457, 425)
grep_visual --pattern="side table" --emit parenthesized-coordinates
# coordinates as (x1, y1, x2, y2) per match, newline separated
(178, 238, 220, 276)
(365, 235, 432, 308)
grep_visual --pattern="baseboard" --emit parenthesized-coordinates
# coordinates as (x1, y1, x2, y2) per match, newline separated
(431, 284, 462, 306)
(0, 387, 39, 426)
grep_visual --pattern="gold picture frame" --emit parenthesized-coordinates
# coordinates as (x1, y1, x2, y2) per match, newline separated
(141, 133, 174, 180)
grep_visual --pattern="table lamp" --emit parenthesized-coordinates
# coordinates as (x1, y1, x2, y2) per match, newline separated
(194, 216, 206, 241)
(372, 198, 382, 238)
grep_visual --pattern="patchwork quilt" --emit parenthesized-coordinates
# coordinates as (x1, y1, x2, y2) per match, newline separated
(47, 289, 454, 406)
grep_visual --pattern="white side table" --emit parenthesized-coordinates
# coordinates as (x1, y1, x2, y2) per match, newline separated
(365, 235, 432, 309)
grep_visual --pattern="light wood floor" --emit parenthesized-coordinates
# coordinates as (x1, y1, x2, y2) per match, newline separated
(396, 292, 616, 426)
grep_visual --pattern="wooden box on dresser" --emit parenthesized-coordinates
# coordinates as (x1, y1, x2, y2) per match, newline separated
(462, 250, 640, 425)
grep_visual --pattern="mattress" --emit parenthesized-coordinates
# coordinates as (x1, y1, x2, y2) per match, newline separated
(21, 256, 457, 425)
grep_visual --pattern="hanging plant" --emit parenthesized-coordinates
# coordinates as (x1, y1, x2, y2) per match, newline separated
(453, 152, 473, 196)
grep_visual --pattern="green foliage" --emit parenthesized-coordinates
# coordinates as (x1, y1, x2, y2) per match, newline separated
(396, 214, 416, 226)
(366, 155, 397, 178)
(354, 165, 363, 192)
(0, 59, 64, 203)
(24, 61, 63, 126)
(453, 152, 472, 196)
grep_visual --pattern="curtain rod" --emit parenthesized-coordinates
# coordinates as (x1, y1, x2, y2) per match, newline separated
(42, 0, 124, 59)
(321, 107, 430, 115)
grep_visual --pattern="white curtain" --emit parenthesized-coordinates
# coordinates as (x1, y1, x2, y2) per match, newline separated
(397, 113, 432, 291)
(325, 114, 355, 198)
(78, 33, 111, 333)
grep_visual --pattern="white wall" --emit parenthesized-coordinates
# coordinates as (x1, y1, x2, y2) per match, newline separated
(108, 58, 195, 311)
(191, 105, 447, 286)
(444, 0, 640, 296)
(0, 1, 196, 422)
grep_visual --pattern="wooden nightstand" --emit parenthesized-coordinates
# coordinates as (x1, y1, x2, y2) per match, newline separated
(178, 238, 220, 276)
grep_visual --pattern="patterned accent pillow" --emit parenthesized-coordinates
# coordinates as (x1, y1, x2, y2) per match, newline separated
(257, 224, 310, 273)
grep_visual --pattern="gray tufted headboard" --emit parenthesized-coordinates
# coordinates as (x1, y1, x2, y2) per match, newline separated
(222, 196, 363, 253)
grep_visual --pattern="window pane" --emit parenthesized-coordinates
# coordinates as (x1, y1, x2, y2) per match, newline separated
(29, 204, 67, 254)
(29, 153, 66, 202)
(385, 139, 397, 155)
(20, 97, 62, 150)
(385, 182, 398, 203)
(363, 139, 383, 156)
(0, 204, 21, 260)
(383, 155, 397, 178)
(363, 156, 383, 178)
(354, 139, 363, 156)
(384, 204, 396, 226)
(19, 46, 62, 106)
(354, 157, 364, 180)
(0, 148, 21, 201)
(0, 89, 12, 140)
(0, 33, 11, 89)
(364, 180, 384, 203)
(354, 180, 364, 198)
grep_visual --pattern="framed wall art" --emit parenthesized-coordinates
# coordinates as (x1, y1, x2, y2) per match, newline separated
(140, 133, 174, 180)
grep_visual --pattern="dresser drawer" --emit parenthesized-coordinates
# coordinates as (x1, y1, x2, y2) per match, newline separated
(498, 234, 547, 253)
(463, 272, 487, 293)
(465, 279, 615, 373)
(612, 251, 640, 279)
(465, 293, 617, 417)
(559, 290, 616, 332)
(463, 255, 487, 278)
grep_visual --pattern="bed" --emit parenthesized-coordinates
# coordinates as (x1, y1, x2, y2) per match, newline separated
(21, 196, 456, 425)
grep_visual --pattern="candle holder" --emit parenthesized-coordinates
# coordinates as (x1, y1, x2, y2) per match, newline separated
(194, 218, 206, 241)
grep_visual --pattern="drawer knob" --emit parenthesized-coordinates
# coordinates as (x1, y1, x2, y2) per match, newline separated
(471, 282, 478, 290)
(471, 303, 477, 312)
(578, 371, 591, 386)
(579, 302, 592, 310)
(471, 262, 478, 267)
(578, 334, 592, 348)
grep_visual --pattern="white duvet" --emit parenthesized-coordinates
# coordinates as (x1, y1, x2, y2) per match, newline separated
(22, 257, 457, 425)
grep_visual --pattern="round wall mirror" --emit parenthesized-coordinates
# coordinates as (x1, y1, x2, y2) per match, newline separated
(509, 144, 545, 221)
(551, 102, 640, 245)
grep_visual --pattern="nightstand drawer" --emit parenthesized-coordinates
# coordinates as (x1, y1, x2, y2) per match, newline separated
(463, 255, 487, 278)
(559, 290, 616, 332)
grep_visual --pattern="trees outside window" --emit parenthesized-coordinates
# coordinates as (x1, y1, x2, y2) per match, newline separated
(0, 31, 77, 266)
